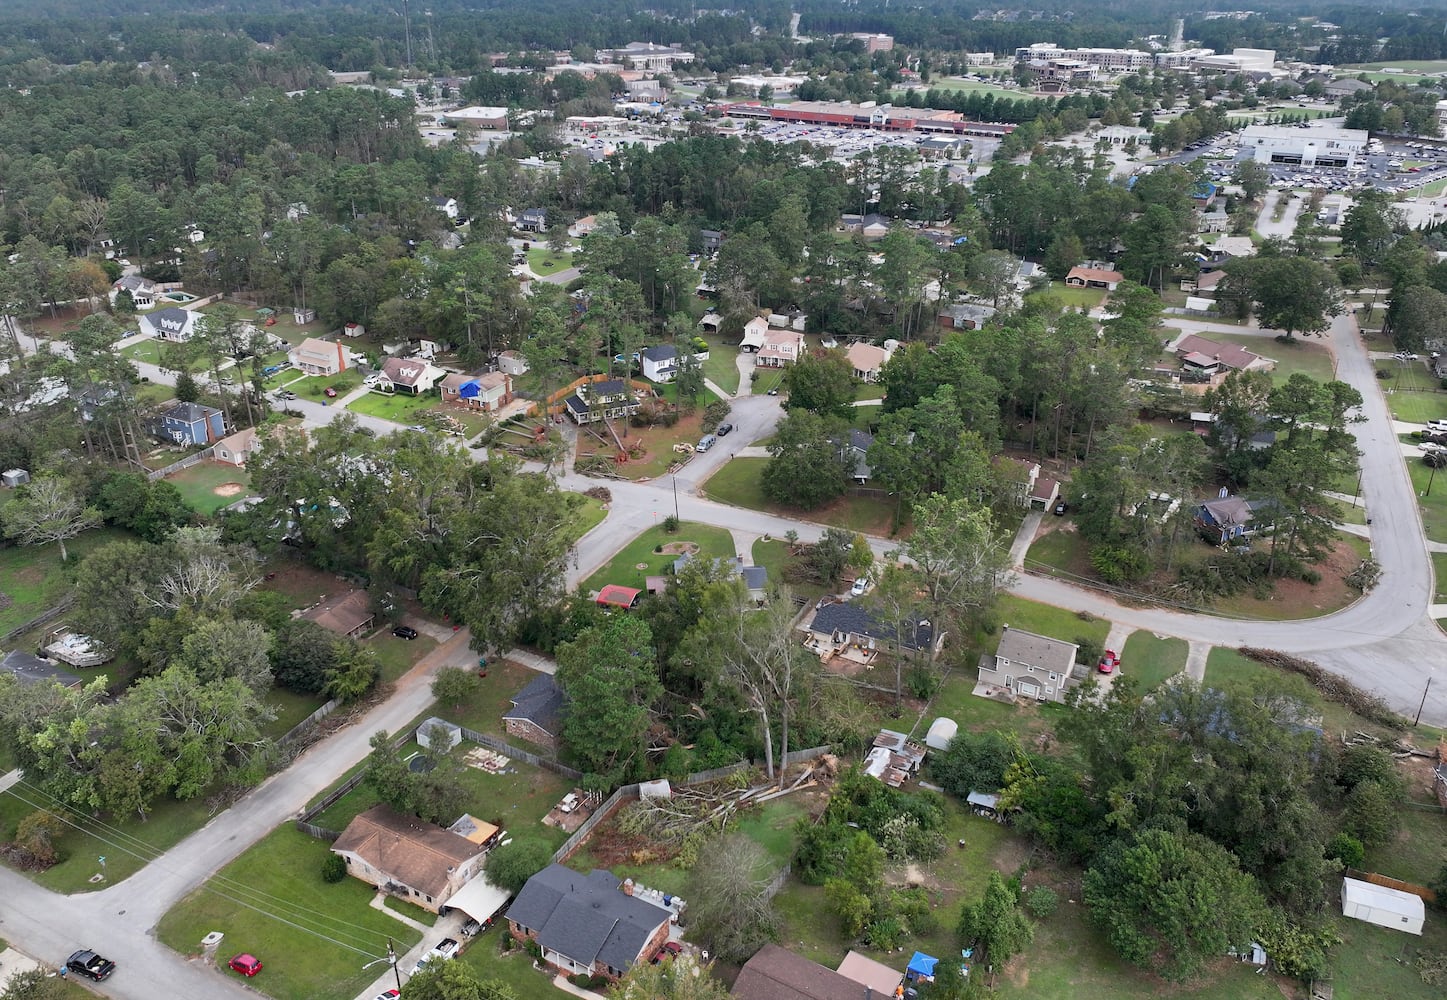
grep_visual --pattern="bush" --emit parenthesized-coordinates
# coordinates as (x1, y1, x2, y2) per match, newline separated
(1324, 832, 1364, 869)
(1024, 885, 1059, 919)
(321, 853, 347, 883)
(1075, 636, 1103, 668)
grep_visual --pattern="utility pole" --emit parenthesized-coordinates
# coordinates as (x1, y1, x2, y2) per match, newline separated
(387, 938, 404, 994)
(1414, 675, 1432, 727)
(401, 0, 413, 70)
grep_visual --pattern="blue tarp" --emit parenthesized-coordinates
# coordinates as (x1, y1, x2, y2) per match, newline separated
(906, 952, 938, 980)
(458, 379, 480, 400)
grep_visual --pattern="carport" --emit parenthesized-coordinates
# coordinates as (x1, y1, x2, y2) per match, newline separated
(446, 874, 511, 923)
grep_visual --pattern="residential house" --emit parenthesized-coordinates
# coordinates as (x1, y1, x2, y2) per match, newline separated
(140, 307, 201, 343)
(839, 213, 891, 240)
(159, 401, 224, 446)
(113, 275, 157, 308)
(670, 553, 769, 604)
(498, 350, 530, 376)
(430, 196, 460, 220)
(75, 383, 122, 423)
(1172, 333, 1274, 374)
(300, 589, 375, 638)
(1028, 474, 1061, 509)
(378, 356, 444, 395)
(0, 650, 82, 689)
(864, 729, 927, 787)
(732, 944, 863, 1000)
(699, 229, 723, 253)
(331, 805, 489, 913)
(738, 316, 769, 352)
(1064, 265, 1124, 291)
(756, 329, 806, 368)
(995, 457, 1043, 508)
(1197, 208, 1230, 233)
(517, 208, 548, 232)
(508, 865, 673, 980)
(1213, 236, 1257, 259)
(976, 626, 1080, 704)
(213, 427, 259, 467)
(844, 341, 893, 382)
(563, 379, 639, 424)
(440, 371, 512, 411)
(570, 215, 598, 238)
(290, 337, 349, 376)
(1180, 269, 1227, 294)
(640, 344, 679, 382)
(502, 674, 564, 749)
(1194, 495, 1272, 545)
(938, 302, 997, 330)
(841, 428, 874, 484)
(800, 601, 943, 667)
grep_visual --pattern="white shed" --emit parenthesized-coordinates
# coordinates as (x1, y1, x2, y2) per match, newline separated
(416, 717, 462, 752)
(925, 717, 958, 752)
(1341, 877, 1424, 935)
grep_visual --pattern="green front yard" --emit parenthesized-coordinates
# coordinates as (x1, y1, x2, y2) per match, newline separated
(1408, 460, 1447, 545)
(293, 370, 362, 402)
(580, 521, 738, 594)
(363, 630, 439, 684)
(527, 247, 575, 276)
(702, 457, 899, 537)
(1118, 631, 1189, 691)
(1386, 387, 1447, 425)
(993, 594, 1111, 649)
(1025, 285, 1106, 312)
(1434, 551, 1447, 606)
(346, 389, 438, 423)
(156, 825, 424, 1000)
(1221, 333, 1336, 384)
(698, 334, 743, 395)
(120, 338, 211, 373)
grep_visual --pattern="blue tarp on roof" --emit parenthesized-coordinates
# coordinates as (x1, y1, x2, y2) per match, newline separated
(906, 952, 938, 979)
(458, 379, 480, 400)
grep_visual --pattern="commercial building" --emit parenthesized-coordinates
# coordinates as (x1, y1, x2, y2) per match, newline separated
(442, 106, 510, 130)
(1241, 124, 1368, 168)
(719, 99, 1015, 138)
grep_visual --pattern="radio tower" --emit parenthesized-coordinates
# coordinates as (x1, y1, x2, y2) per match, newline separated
(402, 0, 414, 70)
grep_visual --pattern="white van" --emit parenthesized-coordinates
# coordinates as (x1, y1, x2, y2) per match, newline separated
(697, 434, 717, 452)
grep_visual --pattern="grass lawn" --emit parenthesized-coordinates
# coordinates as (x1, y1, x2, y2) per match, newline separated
(563, 494, 608, 545)
(265, 369, 307, 391)
(1434, 552, 1447, 605)
(1025, 285, 1106, 312)
(0, 526, 129, 635)
(752, 538, 830, 604)
(166, 461, 252, 515)
(347, 389, 436, 423)
(456, 927, 557, 997)
(262, 687, 329, 741)
(1024, 526, 1092, 581)
(0, 784, 216, 892)
(699, 335, 743, 394)
(993, 594, 1110, 649)
(527, 247, 575, 276)
(898, 78, 1021, 98)
(702, 457, 899, 536)
(293, 370, 362, 403)
(1376, 359, 1439, 393)
(156, 825, 423, 1000)
(363, 630, 439, 684)
(120, 338, 211, 373)
(855, 381, 886, 402)
(577, 408, 708, 480)
(1119, 632, 1188, 692)
(1407, 460, 1447, 545)
(918, 668, 1068, 745)
(580, 521, 738, 594)
(383, 894, 438, 926)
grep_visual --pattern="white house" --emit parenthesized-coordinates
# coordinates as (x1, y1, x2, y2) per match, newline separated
(429, 196, 460, 220)
(739, 316, 769, 352)
(378, 356, 445, 394)
(1341, 877, 1425, 936)
(640, 344, 679, 382)
(291, 337, 349, 376)
(844, 342, 894, 382)
(140, 307, 201, 343)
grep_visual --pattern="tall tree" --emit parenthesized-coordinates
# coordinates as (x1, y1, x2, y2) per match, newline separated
(0, 475, 100, 562)
(683, 833, 781, 963)
(555, 617, 662, 784)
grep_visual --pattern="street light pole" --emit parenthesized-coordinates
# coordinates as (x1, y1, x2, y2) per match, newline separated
(388, 938, 403, 994)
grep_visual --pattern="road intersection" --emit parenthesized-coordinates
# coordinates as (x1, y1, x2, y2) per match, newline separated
(4, 300, 1445, 997)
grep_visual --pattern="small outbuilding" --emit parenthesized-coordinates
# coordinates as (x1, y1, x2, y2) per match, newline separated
(596, 584, 643, 610)
(1341, 877, 1424, 935)
(925, 717, 958, 752)
(416, 717, 462, 752)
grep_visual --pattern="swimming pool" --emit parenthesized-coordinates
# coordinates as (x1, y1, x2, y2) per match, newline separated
(161, 291, 198, 303)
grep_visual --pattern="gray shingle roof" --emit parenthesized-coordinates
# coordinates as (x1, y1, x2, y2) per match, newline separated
(641, 344, 677, 362)
(808, 602, 934, 652)
(994, 627, 1077, 673)
(510, 865, 669, 973)
(163, 401, 221, 424)
(503, 674, 563, 737)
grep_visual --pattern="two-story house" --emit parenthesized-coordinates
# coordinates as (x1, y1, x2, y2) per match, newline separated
(976, 626, 1080, 704)
(140, 307, 201, 343)
(290, 337, 349, 376)
(440, 371, 513, 411)
(158, 401, 224, 446)
(756, 330, 806, 368)
(562, 379, 639, 424)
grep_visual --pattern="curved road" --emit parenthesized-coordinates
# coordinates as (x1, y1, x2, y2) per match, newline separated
(3, 301, 1443, 997)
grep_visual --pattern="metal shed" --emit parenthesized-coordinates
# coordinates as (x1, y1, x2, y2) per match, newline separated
(925, 717, 958, 751)
(416, 717, 462, 752)
(1341, 877, 1424, 935)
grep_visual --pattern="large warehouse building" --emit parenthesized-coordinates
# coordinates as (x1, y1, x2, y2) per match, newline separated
(1240, 124, 1368, 168)
(719, 100, 1016, 138)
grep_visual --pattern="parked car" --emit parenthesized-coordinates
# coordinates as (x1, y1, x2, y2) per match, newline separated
(716, 421, 733, 436)
(1097, 650, 1120, 674)
(1394, 351, 1420, 361)
(850, 577, 870, 597)
(412, 938, 460, 974)
(1052, 498, 1067, 516)
(324, 387, 338, 398)
(277, 390, 298, 400)
(766, 387, 780, 396)
(374, 991, 400, 1000)
(66, 950, 116, 982)
(228, 954, 263, 977)
(1428, 420, 1447, 433)
(696, 434, 717, 452)
(363, 374, 380, 385)
(393, 625, 419, 640)
(459, 919, 482, 938)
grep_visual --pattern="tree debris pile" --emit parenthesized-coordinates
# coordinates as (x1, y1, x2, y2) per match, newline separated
(1339, 730, 1434, 759)
(1239, 647, 1407, 730)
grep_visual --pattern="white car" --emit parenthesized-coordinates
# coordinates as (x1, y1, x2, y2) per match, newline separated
(363, 374, 379, 386)
(1394, 352, 1420, 361)
(850, 577, 870, 597)
(412, 938, 460, 975)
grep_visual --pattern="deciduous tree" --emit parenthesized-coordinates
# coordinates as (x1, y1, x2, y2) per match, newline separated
(684, 834, 781, 963)
(0, 475, 100, 562)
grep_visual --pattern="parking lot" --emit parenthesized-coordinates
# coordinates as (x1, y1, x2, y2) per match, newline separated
(1178, 126, 1447, 196)
(745, 120, 1001, 164)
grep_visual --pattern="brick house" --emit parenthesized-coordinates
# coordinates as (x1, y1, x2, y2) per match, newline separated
(502, 674, 563, 749)
(331, 805, 489, 913)
(508, 865, 672, 980)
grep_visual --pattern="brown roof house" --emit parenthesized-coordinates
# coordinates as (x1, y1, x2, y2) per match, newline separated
(290, 337, 349, 376)
(844, 341, 895, 382)
(976, 625, 1081, 704)
(331, 805, 489, 912)
(508, 865, 673, 980)
(732, 944, 863, 1000)
(213, 427, 260, 467)
(378, 356, 444, 395)
(1064, 265, 1124, 290)
(1172, 333, 1274, 374)
(300, 590, 375, 638)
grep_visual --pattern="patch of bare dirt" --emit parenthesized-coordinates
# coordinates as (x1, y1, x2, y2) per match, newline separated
(213, 481, 246, 497)
(659, 541, 699, 556)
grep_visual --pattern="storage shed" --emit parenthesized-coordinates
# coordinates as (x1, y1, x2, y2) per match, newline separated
(416, 717, 462, 752)
(1341, 877, 1424, 935)
(925, 717, 958, 751)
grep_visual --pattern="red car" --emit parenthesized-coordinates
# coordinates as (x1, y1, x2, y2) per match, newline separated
(651, 942, 683, 964)
(228, 954, 263, 977)
(1097, 650, 1120, 674)
(324, 387, 338, 398)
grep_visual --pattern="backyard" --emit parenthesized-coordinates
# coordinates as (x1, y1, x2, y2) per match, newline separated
(575, 408, 708, 481)
(0, 526, 129, 635)
(165, 461, 252, 515)
(580, 521, 738, 594)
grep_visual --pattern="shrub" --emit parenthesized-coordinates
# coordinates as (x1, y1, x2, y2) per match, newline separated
(1024, 885, 1059, 919)
(1324, 832, 1364, 869)
(321, 853, 347, 883)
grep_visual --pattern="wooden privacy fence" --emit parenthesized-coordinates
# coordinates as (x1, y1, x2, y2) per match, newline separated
(277, 698, 341, 748)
